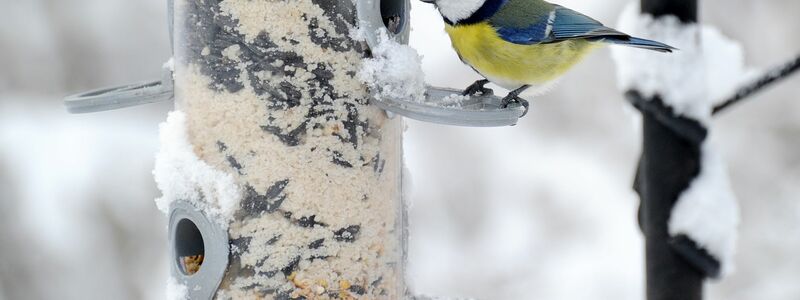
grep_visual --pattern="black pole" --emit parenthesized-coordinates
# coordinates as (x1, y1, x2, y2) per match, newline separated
(632, 1, 711, 300)
(641, 0, 697, 23)
(631, 93, 706, 300)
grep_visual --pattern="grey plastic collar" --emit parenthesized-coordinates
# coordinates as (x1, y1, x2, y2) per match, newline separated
(169, 201, 229, 300)
(357, 0, 410, 48)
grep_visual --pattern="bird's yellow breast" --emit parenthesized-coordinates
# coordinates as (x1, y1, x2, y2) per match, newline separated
(445, 22, 597, 88)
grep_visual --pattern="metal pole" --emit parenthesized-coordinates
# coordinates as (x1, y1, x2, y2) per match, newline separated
(170, 0, 407, 298)
(633, 1, 706, 299)
(633, 94, 706, 300)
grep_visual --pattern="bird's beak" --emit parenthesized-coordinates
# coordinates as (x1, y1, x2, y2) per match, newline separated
(419, 0, 435, 3)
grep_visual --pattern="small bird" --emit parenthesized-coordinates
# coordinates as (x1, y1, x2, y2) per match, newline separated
(420, 0, 674, 114)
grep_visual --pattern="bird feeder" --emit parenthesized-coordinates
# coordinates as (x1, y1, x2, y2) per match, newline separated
(169, 0, 410, 298)
(62, 0, 526, 298)
(67, 0, 406, 298)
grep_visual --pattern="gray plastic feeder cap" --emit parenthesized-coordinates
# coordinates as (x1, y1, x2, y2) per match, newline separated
(169, 201, 229, 300)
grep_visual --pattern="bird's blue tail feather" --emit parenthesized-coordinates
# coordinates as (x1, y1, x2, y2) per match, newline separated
(598, 36, 677, 53)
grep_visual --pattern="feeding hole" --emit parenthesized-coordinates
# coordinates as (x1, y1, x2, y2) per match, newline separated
(174, 218, 205, 276)
(380, 0, 407, 34)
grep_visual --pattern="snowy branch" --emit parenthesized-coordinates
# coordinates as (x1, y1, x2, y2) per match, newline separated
(713, 53, 800, 115)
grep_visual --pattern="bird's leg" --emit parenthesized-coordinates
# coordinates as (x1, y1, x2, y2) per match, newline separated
(462, 79, 494, 96)
(502, 85, 531, 117)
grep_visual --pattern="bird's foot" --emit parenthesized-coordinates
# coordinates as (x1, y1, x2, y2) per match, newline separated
(462, 79, 494, 96)
(502, 85, 532, 117)
(501, 95, 530, 117)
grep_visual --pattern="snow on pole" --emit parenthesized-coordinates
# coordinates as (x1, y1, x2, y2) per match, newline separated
(157, 0, 409, 298)
(612, 0, 742, 299)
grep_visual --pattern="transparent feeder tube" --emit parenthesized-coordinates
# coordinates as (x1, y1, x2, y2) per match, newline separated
(172, 0, 407, 298)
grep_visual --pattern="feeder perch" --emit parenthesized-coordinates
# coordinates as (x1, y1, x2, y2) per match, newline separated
(372, 86, 526, 127)
(63, 66, 174, 114)
(357, 0, 527, 127)
(64, 0, 176, 114)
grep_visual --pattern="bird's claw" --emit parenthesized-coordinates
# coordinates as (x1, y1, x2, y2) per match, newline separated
(462, 79, 494, 96)
(463, 86, 494, 96)
(502, 96, 530, 118)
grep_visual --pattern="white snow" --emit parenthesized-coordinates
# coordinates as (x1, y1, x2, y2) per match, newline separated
(440, 93, 470, 107)
(669, 137, 740, 276)
(358, 28, 427, 103)
(163, 57, 175, 72)
(611, 2, 756, 124)
(166, 277, 188, 300)
(153, 111, 241, 228)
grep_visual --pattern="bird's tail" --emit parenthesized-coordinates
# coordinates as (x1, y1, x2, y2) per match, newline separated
(598, 36, 677, 53)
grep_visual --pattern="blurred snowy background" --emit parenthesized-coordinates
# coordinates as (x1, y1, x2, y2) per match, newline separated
(1, 0, 798, 299)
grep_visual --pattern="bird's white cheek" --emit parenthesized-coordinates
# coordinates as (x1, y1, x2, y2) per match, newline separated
(436, 0, 485, 22)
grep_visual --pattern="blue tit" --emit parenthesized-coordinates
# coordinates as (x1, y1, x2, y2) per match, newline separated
(419, 0, 674, 112)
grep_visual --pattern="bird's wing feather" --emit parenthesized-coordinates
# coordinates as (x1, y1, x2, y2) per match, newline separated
(493, 4, 629, 45)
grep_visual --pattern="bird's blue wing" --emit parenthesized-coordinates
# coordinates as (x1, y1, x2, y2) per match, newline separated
(548, 5, 627, 40)
(492, 16, 552, 45)
(493, 5, 628, 45)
